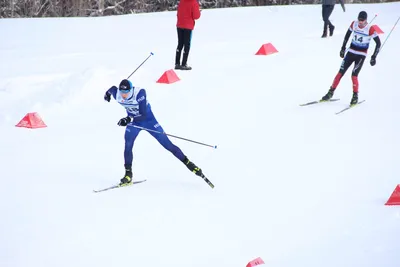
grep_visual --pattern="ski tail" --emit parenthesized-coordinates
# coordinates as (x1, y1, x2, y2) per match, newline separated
(93, 180, 147, 193)
(300, 98, 340, 106)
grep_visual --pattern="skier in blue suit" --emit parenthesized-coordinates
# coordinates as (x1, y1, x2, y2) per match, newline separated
(104, 79, 204, 186)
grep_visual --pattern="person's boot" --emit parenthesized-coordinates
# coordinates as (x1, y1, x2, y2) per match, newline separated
(350, 92, 358, 106)
(183, 156, 203, 177)
(120, 165, 133, 186)
(321, 87, 335, 101)
(321, 23, 328, 38)
(180, 65, 192, 70)
(175, 49, 182, 70)
(181, 51, 191, 70)
(329, 24, 335, 36)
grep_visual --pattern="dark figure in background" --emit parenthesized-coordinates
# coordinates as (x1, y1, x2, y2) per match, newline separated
(175, 0, 201, 70)
(321, 0, 345, 38)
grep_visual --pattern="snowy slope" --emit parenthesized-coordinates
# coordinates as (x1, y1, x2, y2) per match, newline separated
(0, 3, 400, 267)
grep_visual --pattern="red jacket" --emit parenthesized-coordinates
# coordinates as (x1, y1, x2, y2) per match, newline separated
(176, 0, 201, 30)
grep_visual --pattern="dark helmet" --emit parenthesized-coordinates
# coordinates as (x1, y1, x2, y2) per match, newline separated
(358, 11, 368, 21)
(119, 79, 132, 92)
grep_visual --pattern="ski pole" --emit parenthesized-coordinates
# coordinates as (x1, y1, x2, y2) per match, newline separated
(380, 16, 400, 53)
(369, 14, 378, 25)
(132, 125, 217, 149)
(127, 52, 154, 79)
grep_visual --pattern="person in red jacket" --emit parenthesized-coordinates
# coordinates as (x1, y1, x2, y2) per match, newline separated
(175, 0, 201, 70)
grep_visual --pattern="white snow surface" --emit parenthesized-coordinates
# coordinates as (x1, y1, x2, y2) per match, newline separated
(1, 3, 400, 267)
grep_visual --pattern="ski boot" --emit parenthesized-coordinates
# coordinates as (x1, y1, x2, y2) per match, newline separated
(350, 92, 358, 106)
(175, 64, 182, 70)
(180, 65, 192, 71)
(183, 156, 203, 177)
(120, 165, 133, 186)
(321, 87, 335, 101)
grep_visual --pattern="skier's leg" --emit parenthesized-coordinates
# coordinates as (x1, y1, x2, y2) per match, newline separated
(322, 53, 354, 100)
(145, 120, 185, 161)
(350, 55, 366, 105)
(350, 55, 365, 91)
(332, 53, 355, 89)
(144, 118, 204, 177)
(121, 126, 141, 185)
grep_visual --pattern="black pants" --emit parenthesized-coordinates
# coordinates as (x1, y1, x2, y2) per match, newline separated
(322, 5, 334, 32)
(175, 28, 192, 66)
(331, 52, 366, 92)
(339, 52, 366, 77)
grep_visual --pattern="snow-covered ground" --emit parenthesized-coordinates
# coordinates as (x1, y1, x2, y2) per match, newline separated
(1, 3, 399, 267)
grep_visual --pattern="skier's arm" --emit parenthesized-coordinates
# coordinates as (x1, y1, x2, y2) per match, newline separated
(129, 89, 147, 122)
(370, 26, 381, 58)
(341, 29, 352, 49)
(104, 86, 118, 102)
(372, 36, 381, 57)
(369, 36, 381, 66)
(339, 27, 352, 58)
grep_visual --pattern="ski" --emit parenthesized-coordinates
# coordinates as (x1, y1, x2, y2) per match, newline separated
(335, 100, 366, 115)
(200, 174, 215, 189)
(93, 175, 214, 192)
(93, 179, 147, 193)
(300, 98, 340, 106)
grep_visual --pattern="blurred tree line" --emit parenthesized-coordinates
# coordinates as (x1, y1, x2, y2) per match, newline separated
(1, 0, 398, 18)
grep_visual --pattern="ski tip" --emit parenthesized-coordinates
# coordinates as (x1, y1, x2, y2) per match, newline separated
(133, 179, 147, 184)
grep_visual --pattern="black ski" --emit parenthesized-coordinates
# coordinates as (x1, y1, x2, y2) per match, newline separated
(300, 98, 340, 106)
(93, 180, 147, 193)
(200, 174, 215, 189)
(335, 100, 366, 115)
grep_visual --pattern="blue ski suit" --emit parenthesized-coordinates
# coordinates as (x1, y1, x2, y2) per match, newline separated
(106, 82, 186, 167)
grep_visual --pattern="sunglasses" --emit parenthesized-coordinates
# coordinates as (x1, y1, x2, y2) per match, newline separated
(119, 84, 131, 94)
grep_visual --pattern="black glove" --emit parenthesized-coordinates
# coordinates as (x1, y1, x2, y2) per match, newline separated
(104, 91, 111, 102)
(340, 47, 346, 58)
(117, 116, 132, 126)
(370, 56, 376, 66)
